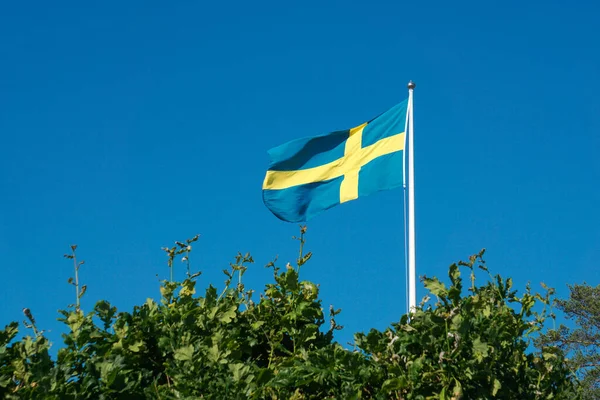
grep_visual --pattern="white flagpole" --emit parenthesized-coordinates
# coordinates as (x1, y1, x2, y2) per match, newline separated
(407, 81, 417, 312)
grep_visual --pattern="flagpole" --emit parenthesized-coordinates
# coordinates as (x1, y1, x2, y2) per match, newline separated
(407, 81, 417, 312)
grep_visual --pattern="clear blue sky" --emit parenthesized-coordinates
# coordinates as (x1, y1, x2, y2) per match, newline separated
(1, 1, 598, 348)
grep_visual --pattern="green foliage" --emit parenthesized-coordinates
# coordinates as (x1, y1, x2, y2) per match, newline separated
(354, 251, 578, 399)
(538, 283, 600, 399)
(0, 232, 579, 399)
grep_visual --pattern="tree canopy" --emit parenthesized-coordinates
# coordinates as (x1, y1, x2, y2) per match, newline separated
(539, 283, 600, 400)
(0, 229, 579, 399)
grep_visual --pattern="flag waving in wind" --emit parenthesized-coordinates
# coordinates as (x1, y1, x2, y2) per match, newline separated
(263, 99, 408, 222)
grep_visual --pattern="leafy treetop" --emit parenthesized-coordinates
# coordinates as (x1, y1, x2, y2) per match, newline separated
(538, 283, 600, 400)
(0, 228, 579, 399)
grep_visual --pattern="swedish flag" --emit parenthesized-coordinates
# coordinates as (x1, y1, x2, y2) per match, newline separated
(263, 99, 408, 222)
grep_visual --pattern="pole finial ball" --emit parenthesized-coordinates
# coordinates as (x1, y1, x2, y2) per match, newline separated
(407, 80, 416, 90)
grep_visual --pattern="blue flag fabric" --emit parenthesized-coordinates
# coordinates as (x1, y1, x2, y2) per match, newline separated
(262, 100, 408, 222)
